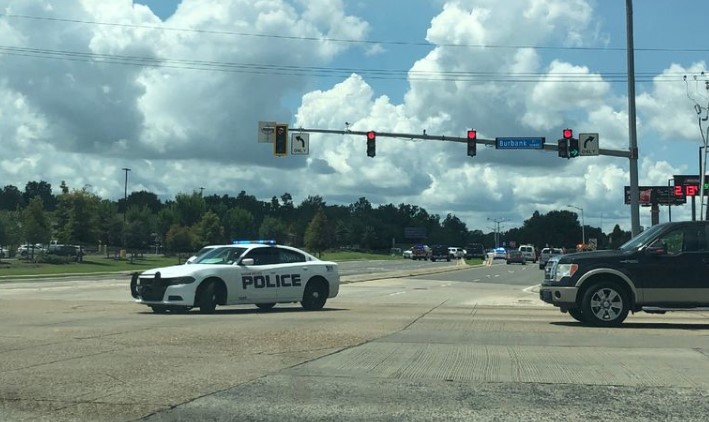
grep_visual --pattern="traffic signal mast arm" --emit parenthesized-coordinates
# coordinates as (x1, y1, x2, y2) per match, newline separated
(291, 127, 632, 158)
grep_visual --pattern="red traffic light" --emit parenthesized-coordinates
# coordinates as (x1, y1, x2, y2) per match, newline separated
(562, 128, 573, 139)
(367, 131, 376, 140)
(467, 129, 477, 140)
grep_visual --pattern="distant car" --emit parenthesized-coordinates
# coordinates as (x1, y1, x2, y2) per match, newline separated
(430, 245, 450, 262)
(538, 247, 564, 269)
(402, 248, 413, 259)
(411, 244, 431, 261)
(518, 245, 537, 263)
(505, 249, 526, 265)
(492, 247, 507, 259)
(448, 247, 465, 259)
(0, 247, 7, 258)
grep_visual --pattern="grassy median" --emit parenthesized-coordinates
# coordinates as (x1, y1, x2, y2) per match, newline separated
(0, 251, 403, 278)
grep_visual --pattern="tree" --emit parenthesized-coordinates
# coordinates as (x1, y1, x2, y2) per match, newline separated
(193, 211, 224, 247)
(165, 224, 194, 254)
(259, 217, 288, 243)
(0, 185, 25, 210)
(22, 197, 51, 249)
(123, 205, 155, 252)
(23, 180, 56, 211)
(96, 200, 123, 256)
(125, 190, 163, 214)
(173, 192, 205, 227)
(609, 224, 631, 249)
(224, 207, 256, 241)
(58, 189, 101, 245)
(304, 208, 333, 256)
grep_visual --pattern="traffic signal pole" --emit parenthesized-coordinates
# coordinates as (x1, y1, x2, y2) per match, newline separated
(293, 128, 632, 158)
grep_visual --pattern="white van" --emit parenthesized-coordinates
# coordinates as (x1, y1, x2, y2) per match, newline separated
(518, 245, 536, 263)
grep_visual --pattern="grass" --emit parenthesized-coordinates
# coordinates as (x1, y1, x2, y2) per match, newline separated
(0, 251, 482, 279)
(0, 254, 182, 278)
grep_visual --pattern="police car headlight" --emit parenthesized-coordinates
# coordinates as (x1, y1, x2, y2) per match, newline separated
(553, 264, 578, 282)
(167, 276, 196, 285)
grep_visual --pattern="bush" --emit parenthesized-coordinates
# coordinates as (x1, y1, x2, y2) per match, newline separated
(38, 253, 76, 265)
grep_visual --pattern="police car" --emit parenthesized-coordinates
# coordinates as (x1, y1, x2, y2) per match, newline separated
(130, 241, 340, 314)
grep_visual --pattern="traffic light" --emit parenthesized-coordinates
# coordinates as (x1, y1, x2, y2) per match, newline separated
(558, 128, 575, 158)
(558, 139, 568, 158)
(274, 124, 288, 156)
(366, 131, 376, 157)
(568, 138, 579, 158)
(466, 129, 477, 157)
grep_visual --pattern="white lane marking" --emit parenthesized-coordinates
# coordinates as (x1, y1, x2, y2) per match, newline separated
(523, 284, 541, 293)
(388, 291, 406, 296)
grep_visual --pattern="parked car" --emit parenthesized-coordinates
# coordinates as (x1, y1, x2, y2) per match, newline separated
(430, 245, 450, 262)
(402, 248, 413, 259)
(505, 249, 526, 265)
(448, 247, 465, 259)
(0, 247, 8, 258)
(538, 247, 564, 269)
(464, 243, 486, 259)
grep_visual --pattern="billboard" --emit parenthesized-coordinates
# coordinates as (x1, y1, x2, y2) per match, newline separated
(624, 186, 686, 206)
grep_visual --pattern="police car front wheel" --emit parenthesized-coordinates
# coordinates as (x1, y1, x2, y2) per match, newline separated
(198, 280, 221, 314)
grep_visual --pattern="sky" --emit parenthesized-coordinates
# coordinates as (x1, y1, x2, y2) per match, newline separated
(1, 0, 708, 237)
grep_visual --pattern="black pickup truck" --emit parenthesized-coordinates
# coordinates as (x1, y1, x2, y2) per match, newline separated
(540, 221, 709, 326)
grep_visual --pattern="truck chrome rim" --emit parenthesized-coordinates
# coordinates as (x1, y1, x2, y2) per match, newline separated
(590, 288, 623, 321)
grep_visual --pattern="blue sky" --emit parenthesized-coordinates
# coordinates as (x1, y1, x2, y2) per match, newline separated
(1, 0, 708, 235)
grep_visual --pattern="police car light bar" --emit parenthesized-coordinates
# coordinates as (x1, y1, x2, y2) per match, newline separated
(232, 240, 277, 245)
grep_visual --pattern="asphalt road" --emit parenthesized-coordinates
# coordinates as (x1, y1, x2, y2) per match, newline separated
(0, 260, 708, 421)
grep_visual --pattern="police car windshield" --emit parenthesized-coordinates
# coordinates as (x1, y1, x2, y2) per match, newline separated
(193, 247, 246, 264)
(618, 224, 664, 251)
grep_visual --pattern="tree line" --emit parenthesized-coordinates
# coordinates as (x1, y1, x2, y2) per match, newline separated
(0, 181, 632, 257)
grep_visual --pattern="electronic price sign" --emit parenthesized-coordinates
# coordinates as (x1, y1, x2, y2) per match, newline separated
(624, 186, 686, 206)
(673, 175, 709, 197)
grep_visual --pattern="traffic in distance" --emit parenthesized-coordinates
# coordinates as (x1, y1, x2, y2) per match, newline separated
(130, 240, 340, 314)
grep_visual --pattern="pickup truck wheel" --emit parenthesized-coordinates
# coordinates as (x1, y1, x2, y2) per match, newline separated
(567, 308, 587, 324)
(581, 282, 629, 327)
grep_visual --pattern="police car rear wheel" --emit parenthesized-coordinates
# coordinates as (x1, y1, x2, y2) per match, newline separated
(301, 279, 327, 311)
(198, 281, 219, 314)
(256, 303, 276, 310)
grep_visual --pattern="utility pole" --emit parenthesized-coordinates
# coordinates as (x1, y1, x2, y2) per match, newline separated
(626, 0, 641, 236)
(122, 168, 131, 225)
(487, 217, 507, 248)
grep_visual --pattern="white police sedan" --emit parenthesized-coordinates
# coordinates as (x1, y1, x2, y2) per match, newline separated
(130, 241, 340, 314)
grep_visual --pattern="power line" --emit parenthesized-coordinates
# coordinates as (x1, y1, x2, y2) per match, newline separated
(0, 44, 695, 84)
(3, 13, 709, 54)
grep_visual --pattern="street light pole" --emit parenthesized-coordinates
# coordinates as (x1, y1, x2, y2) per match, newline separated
(567, 205, 585, 245)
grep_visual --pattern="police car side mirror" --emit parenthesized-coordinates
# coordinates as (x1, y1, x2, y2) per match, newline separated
(240, 258, 254, 266)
